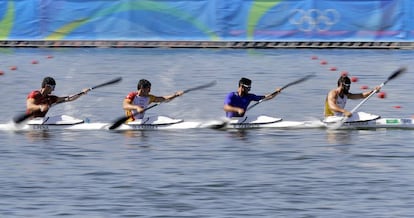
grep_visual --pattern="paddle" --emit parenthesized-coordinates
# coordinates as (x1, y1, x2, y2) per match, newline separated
(108, 80, 217, 130)
(13, 77, 122, 124)
(327, 67, 407, 129)
(246, 74, 315, 111)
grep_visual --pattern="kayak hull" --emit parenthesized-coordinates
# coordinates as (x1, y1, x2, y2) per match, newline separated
(335, 118, 414, 130)
(323, 112, 414, 129)
(1, 115, 204, 131)
(2, 113, 414, 131)
(211, 115, 324, 130)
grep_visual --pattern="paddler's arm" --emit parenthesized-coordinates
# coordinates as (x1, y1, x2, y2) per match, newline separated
(122, 98, 144, 113)
(154, 91, 184, 102)
(362, 86, 381, 97)
(348, 86, 381, 99)
(56, 88, 90, 103)
(263, 87, 282, 101)
(224, 104, 244, 116)
(26, 97, 48, 113)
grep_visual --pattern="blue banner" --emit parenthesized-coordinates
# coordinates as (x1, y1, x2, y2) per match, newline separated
(0, 0, 412, 41)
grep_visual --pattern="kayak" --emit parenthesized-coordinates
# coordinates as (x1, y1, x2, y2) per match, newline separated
(326, 117, 414, 129)
(213, 113, 414, 130)
(1, 115, 86, 131)
(110, 115, 202, 130)
(2, 113, 414, 131)
(322, 111, 414, 129)
(0, 115, 203, 131)
(210, 115, 323, 130)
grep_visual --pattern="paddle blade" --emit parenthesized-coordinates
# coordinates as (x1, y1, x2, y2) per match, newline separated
(108, 116, 130, 130)
(109, 104, 160, 130)
(91, 77, 122, 90)
(324, 116, 346, 130)
(183, 80, 217, 93)
(281, 73, 315, 90)
(13, 112, 32, 124)
(201, 118, 230, 129)
(384, 67, 406, 85)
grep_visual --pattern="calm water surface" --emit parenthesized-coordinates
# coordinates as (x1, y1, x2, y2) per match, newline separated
(1, 48, 414, 217)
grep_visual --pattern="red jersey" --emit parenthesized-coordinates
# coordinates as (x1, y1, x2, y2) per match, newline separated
(26, 90, 59, 117)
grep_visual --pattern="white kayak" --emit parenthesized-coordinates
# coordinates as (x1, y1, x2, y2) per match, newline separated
(0, 115, 86, 131)
(110, 115, 202, 130)
(2, 113, 414, 131)
(0, 115, 204, 131)
(322, 111, 414, 129)
(208, 115, 323, 130)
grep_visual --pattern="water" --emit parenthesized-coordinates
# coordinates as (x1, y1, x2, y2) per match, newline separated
(1, 48, 414, 217)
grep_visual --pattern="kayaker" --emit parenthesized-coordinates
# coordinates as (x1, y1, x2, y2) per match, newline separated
(224, 77, 281, 118)
(26, 77, 89, 118)
(324, 75, 381, 117)
(123, 79, 184, 122)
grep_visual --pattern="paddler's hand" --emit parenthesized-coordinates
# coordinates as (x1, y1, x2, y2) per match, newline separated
(65, 88, 90, 102)
(165, 91, 184, 102)
(81, 88, 90, 95)
(270, 87, 282, 98)
(264, 88, 281, 100)
(343, 110, 352, 117)
(136, 106, 145, 113)
(237, 108, 245, 116)
(39, 104, 49, 112)
(174, 90, 184, 97)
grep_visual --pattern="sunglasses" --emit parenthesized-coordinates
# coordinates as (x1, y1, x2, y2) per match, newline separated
(342, 83, 351, 88)
(46, 84, 55, 90)
(242, 84, 251, 91)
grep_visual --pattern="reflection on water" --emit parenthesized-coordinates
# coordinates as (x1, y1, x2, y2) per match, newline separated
(21, 130, 52, 142)
(121, 130, 148, 138)
(325, 129, 353, 144)
(226, 129, 249, 140)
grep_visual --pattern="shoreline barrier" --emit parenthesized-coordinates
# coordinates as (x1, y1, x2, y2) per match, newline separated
(0, 40, 412, 49)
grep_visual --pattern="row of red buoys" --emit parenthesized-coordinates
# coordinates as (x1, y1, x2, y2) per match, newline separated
(0, 56, 53, 76)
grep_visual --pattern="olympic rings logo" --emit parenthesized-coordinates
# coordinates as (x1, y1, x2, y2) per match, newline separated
(289, 9, 340, 32)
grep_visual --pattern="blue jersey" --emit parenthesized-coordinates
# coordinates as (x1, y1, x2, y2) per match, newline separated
(224, 92, 264, 118)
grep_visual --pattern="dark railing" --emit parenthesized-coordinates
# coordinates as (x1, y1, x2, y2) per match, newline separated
(0, 40, 410, 49)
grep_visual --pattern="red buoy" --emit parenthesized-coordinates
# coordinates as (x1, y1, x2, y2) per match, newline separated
(351, 76, 358, 82)
(377, 91, 386, 99)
